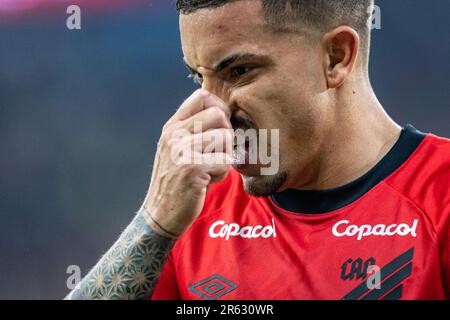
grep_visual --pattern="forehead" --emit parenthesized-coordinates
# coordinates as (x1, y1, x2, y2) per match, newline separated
(179, 0, 274, 69)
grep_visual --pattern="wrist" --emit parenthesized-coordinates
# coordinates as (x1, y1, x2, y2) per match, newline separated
(140, 206, 181, 240)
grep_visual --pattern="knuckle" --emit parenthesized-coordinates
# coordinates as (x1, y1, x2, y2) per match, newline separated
(162, 122, 170, 133)
(216, 163, 229, 173)
(166, 137, 180, 150)
(212, 107, 228, 127)
(180, 163, 199, 176)
(222, 128, 234, 141)
(159, 134, 178, 152)
(158, 133, 169, 149)
(186, 120, 197, 133)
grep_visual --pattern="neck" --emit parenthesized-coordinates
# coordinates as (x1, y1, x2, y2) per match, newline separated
(294, 80, 401, 191)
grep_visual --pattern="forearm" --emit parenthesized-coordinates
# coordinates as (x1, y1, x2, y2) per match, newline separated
(65, 210, 176, 300)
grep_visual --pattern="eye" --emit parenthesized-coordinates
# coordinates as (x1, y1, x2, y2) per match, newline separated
(229, 66, 254, 79)
(187, 73, 203, 85)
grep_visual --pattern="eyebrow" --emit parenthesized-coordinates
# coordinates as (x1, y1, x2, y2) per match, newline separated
(183, 53, 269, 75)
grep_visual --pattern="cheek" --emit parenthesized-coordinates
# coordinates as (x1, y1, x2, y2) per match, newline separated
(248, 81, 324, 153)
(230, 79, 293, 127)
(229, 69, 323, 133)
(280, 49, 327, 97)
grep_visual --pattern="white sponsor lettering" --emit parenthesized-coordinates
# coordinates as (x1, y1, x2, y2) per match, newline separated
(332, 220, 418, 241)
(209, 219, 277, 240)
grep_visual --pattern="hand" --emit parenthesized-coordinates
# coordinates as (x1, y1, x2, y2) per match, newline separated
(142, 90, 233, 238)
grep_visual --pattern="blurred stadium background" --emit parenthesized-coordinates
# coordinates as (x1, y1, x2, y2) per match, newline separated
(0, 0, 449, 299)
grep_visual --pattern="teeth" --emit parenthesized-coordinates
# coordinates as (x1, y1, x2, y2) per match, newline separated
(232, 143, 247, 165)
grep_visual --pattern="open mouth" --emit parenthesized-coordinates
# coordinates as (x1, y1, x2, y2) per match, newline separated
(232, 135, 251, 168)
(230, 113, 257, 170)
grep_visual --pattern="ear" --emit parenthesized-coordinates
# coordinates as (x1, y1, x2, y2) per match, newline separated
(322, 26, 360, 89)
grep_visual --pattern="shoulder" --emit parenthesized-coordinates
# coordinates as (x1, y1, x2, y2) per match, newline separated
(386, 132, 450, 223)
(387, 132, 450, 188)
(414, 133, 450, 167)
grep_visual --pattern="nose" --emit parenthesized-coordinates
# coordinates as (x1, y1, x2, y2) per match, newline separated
(201, 79, 234, 112)
(201, 76, 220, 98)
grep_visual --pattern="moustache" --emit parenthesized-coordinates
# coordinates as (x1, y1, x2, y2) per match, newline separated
(230, 114, 257, 131)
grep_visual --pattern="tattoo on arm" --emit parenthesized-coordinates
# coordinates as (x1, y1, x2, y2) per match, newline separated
(65, 212, 175, 300)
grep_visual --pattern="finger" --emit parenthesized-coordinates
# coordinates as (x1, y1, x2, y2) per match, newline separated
(168, 89, 207, 123)
(169, 90, 231, 124)
(178, 129, 234, 155)
(202, 153, 232, 183)
(202, 92, 231, 119)
(201, 129, 233, 155)
(179, 106, 232, 133)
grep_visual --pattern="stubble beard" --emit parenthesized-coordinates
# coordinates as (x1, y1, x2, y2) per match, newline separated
(241, 170, 288, 198)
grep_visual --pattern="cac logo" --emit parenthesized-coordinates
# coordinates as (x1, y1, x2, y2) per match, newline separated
(341, 257, 377, 281)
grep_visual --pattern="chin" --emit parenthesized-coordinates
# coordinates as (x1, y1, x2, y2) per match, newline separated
(241, 171, 288, 198)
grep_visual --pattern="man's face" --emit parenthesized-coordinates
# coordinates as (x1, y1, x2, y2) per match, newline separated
(180, 0, 330, 196)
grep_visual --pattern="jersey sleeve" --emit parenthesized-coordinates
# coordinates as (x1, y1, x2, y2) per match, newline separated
(420, 144, 450, 297)
(151, 251, 180, 300)
(386, 134, 450, 297)
(425, 138, 450, 297)
(441, 200, 450, 297)
(423, 137, 450, 297)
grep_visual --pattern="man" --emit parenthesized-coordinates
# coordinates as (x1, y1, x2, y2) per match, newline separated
(66, 0, 450, 300)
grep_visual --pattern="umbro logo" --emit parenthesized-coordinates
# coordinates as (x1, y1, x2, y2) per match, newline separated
(188, 274, 237, 300)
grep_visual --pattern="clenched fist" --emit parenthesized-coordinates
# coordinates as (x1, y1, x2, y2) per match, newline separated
(141, 90, 233, 238)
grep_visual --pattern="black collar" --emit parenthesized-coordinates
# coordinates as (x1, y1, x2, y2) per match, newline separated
(270, 124, 426, 214)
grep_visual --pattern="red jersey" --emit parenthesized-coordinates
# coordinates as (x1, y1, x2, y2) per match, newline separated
(152, 125, 450, 300)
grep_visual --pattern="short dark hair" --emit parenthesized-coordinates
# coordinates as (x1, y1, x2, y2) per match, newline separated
(177, 0, 374, 59)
